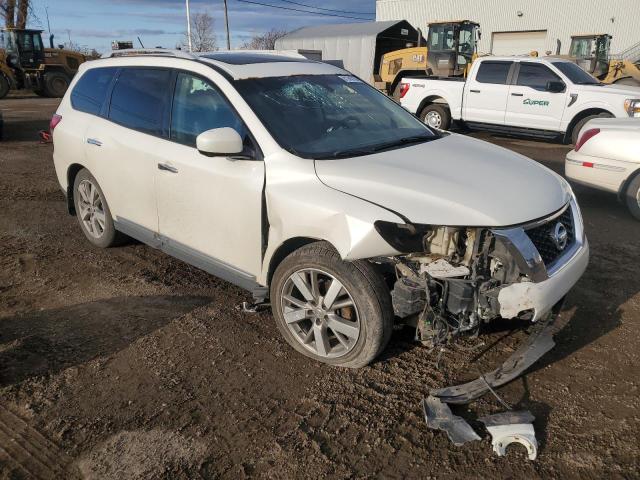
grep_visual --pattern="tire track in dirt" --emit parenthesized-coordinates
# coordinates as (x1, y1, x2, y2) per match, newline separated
(0, 404, 79, 479)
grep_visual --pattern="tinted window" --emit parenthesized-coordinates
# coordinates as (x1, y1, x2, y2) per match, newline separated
(71, 67, 117, 115)
(109, 68, 171, 136)
(170, 73, 246, 147)
(551, 61, 599, 85)
(516, 63, 561, 89)
(475, 61, 512, 84)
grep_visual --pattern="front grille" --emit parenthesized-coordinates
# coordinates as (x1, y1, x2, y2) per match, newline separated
(526, 207, 575, 266)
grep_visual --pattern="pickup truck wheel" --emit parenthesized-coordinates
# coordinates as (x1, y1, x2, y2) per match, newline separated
(73, 169, 126, 248)
(420, 104, 451, 130)
(625, 174, 640, 221)
(270, 242, 393, 368)
(571, 113, 613, 145)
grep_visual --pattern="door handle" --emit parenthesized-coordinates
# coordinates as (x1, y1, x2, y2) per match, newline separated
(87, 138, 102, 147)
(157, 163, 178, 173)
(470, 89, 481, 93)
(511, 93, 524, 97)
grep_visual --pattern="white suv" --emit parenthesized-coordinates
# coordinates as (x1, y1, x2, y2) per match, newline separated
(52, 50, 589, 367)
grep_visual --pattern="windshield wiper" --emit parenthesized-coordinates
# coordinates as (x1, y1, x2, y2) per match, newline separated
(323, 135, 437, 159)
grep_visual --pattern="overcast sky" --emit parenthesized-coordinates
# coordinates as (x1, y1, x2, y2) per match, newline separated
(32, 0, 376, 52)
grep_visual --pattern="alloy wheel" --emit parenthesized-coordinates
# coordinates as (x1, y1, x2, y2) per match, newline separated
(77, 179, 106, 239)
(281, 268, 360, 358)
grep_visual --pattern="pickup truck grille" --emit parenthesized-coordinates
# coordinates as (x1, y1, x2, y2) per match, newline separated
(526, 207, 575, 266)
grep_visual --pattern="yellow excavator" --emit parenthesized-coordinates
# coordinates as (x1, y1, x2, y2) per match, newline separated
(377, 20, 481, 95)
(567, 34, 640, 86)
(0, 28, 88, 99)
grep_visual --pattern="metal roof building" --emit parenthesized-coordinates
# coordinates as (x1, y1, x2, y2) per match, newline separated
(376, 0, 640, 57)
(275, 20, 422, 83)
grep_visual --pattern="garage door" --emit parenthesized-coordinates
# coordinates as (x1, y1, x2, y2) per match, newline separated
(491, 31, 547, 56)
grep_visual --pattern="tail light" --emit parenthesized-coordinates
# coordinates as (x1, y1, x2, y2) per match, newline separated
(575, 128, 599, 152)
(399, 82, 410, 99)
(50, 114, 62, 133)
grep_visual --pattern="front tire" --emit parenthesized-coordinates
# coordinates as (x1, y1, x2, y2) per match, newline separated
(420, 104, 451, 131)
(625, 174, 640, 221)
(73, 169, 124, 248)
(42, 71, 70, 98)
(270, 242, 393, 368)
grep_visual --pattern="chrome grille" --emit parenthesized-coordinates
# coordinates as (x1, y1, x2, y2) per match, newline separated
(525, 207, 575, 266)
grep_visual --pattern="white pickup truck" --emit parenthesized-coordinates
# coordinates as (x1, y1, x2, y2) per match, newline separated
(399, 56, 640, 144)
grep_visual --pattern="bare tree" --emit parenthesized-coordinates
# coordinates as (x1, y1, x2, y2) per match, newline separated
(2, 0, 40, 28)
(184, 12, 217, 52)
(2, 0, 16, 27)
(241, 28, 288, 50)
(15, 0, 27, 28)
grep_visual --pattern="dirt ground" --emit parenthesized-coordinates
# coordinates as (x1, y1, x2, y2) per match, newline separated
(0, 95, 639, 479)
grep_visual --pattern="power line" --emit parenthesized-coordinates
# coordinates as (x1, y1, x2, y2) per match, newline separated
(276, 0, 375, 16)
(235, 0, 374, 21)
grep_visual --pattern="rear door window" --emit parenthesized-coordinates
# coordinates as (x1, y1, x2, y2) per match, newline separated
(475, 61, 513, 84)
(71, 67, 117, 115)
(170, 72, 247, 147)
(108, 68, 172, 137)
(516, 63, 561, 90)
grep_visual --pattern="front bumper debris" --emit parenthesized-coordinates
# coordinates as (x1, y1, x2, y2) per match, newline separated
(421, 396, 480, 446)
(430, 310, 559, 404)
(479, 410, 538, 460)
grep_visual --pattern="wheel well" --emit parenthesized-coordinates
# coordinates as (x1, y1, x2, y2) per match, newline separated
(565, 108, 613, 143)
(618, 167, 640, 201)
(66, 163, 85, 214)
(266, 237, 328, 286)
(417, 96, 449, 117)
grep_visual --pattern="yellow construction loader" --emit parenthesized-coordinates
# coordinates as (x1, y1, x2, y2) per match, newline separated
(0, 28, 88, 99)
(377, 20, 481, 94)
(568, 34, 640, 86)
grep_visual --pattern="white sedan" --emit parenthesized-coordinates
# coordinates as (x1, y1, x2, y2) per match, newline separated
(566, 117, 640, 220)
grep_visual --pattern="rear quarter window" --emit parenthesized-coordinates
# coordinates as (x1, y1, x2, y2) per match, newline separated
(475, 61, 512, 84)
(70, 67, 117, 115)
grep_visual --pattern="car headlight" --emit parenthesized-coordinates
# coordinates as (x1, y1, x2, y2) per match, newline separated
(624, 98, 640, 117)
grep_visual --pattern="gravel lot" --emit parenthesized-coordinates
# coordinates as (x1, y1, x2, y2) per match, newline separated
(1, 95, 638, 479)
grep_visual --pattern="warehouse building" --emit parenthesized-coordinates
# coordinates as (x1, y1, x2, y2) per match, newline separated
(376, 0, 640, 56)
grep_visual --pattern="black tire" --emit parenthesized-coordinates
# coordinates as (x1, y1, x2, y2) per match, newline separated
(270, 241, 393, 368)
(0, 74, 10, 99)
(42, 71, 70, 98)
(571, 112, 613, 145)
(624, 174, 640, 221)
(419, 103, 451, 131)
(73, 169, 126, 248)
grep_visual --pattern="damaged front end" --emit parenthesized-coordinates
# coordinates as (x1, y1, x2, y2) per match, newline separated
(372, 198, 586, 347)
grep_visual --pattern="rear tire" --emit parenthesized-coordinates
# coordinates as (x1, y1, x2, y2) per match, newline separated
(625, 174, 640, 221)
(570, 112, 613, 145)
(270, 242, 393, 368)
(420, 104, 451, 131)
(42, 71, 70, 98)
(0, 74, 10, 99)
(73, 169, 126, 248)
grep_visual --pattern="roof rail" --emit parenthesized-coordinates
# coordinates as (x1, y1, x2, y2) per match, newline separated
(104, 48, 196, 60)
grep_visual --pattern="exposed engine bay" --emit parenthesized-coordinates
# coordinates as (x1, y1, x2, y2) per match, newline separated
(372, 223, 529, 346)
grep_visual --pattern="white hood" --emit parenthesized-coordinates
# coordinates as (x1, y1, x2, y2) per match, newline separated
(314, 134, 571, 226)
(579, 84, 640, 97)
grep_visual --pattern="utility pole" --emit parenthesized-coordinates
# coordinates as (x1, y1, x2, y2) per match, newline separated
(223, 0, 230, 50)
(45, 6, 51, 34)
(185, 0, 193, 52)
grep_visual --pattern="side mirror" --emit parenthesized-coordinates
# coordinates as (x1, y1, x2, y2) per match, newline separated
(546, 80, 566, 93)
(196, 127, 243, 156)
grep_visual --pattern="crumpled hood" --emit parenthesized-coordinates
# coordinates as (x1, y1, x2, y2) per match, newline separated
(314, 134, 571, 226)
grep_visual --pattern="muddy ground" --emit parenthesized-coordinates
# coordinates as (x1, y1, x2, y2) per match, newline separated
(0, 95, 638, 479)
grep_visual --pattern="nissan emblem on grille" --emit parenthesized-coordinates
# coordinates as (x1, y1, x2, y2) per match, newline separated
(551, 222, 568, 251)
